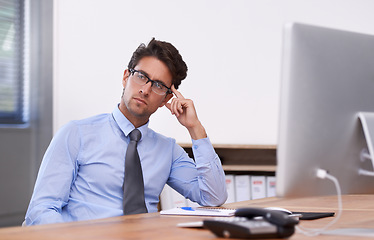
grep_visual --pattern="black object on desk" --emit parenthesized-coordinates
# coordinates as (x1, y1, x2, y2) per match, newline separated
(292, 211, 335, 220)
(204, 207, 299, 239)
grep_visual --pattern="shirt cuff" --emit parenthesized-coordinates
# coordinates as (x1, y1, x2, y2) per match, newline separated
(191, 137, 217, 164)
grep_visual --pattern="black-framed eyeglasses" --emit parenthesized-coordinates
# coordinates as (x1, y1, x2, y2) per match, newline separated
(129, 69, 172, 95)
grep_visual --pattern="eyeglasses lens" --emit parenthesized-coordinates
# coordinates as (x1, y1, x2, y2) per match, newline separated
(131, 71, 168, 95)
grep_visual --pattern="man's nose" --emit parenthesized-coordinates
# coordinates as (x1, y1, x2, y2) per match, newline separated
(140, 81, 152, 95)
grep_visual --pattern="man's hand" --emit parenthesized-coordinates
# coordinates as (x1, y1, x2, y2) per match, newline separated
(165, 85, 207, 140)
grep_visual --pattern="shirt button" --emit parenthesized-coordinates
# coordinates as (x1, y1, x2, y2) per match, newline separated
(193, 145, 198, 150)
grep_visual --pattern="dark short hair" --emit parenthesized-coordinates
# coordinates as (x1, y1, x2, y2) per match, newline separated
(127, 38, 188, 89)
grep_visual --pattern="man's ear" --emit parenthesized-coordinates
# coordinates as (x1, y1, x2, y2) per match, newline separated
(122, 69, 130, 87)
(160, 93, 174, 108)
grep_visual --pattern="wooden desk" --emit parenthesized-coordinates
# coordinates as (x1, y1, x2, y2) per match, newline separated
(1, 194, 374, 239)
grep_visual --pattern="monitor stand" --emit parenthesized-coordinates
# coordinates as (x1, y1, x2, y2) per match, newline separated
(358, 112, 374, 176)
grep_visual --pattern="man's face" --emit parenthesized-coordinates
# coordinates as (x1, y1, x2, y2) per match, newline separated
(120, 56, 173, 125)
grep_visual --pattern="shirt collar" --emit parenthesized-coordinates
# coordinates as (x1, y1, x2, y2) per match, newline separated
(112, 105, 149, 140)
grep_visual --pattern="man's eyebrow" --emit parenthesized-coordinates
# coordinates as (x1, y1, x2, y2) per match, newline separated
(137, 69, 168, 85)
(136, 69, 150, 78)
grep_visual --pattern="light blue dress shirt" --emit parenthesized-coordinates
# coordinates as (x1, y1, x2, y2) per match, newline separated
(25, 106, 227, 225)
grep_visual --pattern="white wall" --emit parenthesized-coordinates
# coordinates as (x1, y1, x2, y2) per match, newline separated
(53, 0, 374, 145)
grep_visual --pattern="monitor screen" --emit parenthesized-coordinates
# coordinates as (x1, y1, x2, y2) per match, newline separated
(276, 22, 374, 197)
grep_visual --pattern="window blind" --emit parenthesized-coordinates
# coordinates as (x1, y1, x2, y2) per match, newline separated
(0, 0, 25, 124)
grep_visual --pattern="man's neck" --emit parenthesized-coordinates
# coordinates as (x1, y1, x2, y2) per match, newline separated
(118, 103, 149, 128)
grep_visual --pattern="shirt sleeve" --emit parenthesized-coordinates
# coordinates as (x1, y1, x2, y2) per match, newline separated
(167, 137, 228, 206)
(24, 121, 80, 225)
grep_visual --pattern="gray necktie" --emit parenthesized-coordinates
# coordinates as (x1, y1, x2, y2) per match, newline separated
(123, 129, 148, 215)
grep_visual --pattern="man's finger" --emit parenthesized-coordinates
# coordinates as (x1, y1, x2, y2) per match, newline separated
(165, 102, 178, 116)
(165, 102, 172, 111)
(171, 85, 185, 99)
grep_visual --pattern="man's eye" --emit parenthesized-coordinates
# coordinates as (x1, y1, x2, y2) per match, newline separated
(137, 73, 146, 80)
(154, 82, 164, 89)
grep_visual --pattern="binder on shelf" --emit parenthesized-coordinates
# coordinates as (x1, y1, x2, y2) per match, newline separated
(186, 199, 201, 208)
(266, 176, 276, 197)
(225, 174, 236, 203)
(251, 176, 266, 200)
(160, 184, 187, 210)
(234, 175, 251, 201)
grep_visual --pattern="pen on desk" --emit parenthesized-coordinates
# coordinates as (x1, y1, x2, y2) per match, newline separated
(180, 207, 221, 212)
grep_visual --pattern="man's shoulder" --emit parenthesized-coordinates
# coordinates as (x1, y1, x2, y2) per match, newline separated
(57, 113, 112, 135)
(146, 127, 176, 145)
(70, 113, 111, 127)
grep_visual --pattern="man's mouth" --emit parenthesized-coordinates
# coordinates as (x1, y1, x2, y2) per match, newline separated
(133, 97, 147, 105)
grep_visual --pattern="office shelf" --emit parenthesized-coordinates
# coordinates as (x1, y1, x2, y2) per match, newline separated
(222, 165, 276, 172)
(181, 144, 277, 175)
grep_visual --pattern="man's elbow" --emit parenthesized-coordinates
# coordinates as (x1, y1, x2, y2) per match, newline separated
(201, 190, 228, 207)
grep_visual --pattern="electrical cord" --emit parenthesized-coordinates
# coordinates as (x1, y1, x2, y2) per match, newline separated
(296, 169, 343, 237)
(358, 148, 374, 176)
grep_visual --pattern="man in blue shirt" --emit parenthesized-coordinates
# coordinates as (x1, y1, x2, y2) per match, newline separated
(25, 38, 227, 225)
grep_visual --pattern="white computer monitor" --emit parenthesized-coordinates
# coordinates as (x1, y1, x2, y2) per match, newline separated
(276, 22, 374, 197)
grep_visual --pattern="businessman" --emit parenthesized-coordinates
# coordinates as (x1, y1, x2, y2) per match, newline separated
(25, 38, 227, 225)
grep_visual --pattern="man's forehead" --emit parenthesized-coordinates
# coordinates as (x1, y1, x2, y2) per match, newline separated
(135, 57, 173, 85)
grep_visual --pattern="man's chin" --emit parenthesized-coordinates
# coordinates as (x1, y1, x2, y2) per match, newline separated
(130, 108, 152, 119)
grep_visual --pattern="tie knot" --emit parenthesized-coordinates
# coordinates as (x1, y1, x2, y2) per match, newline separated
(129, 129, 141, 142)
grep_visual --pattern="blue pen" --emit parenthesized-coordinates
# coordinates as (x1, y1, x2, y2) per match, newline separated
(181, 207, 194, 211)
(181, 207, 220, 212)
